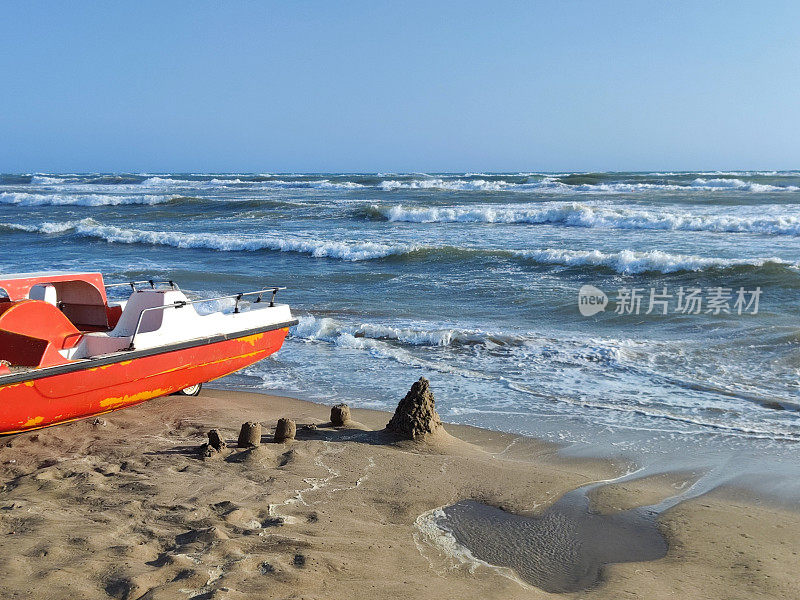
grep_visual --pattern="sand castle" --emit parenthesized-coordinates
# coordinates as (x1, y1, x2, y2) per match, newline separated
(386, 377, 444, 439)
(330, 403, 351, 426)
(274, 417, 296, 442)
(237, 421, 262, 447)
(200, 428, 227, 457)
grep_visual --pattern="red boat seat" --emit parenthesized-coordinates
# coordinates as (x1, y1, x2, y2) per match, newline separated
(0, 300, 82, 368)
(106, 303, 123, 329)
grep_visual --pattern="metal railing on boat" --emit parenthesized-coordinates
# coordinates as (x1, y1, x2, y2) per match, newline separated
(126, 287, 286, 350)
(105, 280, 179, 291)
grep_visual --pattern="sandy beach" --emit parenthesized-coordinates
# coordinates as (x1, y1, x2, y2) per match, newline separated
(4, 1, 799, 597)
(0, 387, 796, 600)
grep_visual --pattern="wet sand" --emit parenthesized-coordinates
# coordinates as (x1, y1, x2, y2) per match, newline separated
(0, 388, 797, 599)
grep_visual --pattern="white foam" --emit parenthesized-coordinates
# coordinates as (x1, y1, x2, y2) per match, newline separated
(290, 316, 634, 373)
(508, 381, 800, 441)
(292, 314, 523, 347)
(378, 202, 800, 235)
(690, 177, 795, 192)
(291, 315, 505, 379)
(140, 176, 250, 190)
(29, 175, 68, 185)
(7, 218, 414, 261)
(16, 173, 800, 194)
(0, 191, 175, 206)
(6, 218, 794, 275)
(380, 178, 513, 191)
(648, 171, 797, 177)
(3, 221, 77, 234)
(138, 176, 366, 190)
(412, 507, 533, 589)
(257, 179, 365, 190)
(139, 176, 184, 187)
(513, 248, 793, 274)
(378, 177, 799, 193)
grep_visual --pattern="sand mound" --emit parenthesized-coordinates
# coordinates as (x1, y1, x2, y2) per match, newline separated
(199, 428, 228, 458)
(330, 403, 351, 427)
(386, 377, 444, 440)
(274, 418, 296, 442)
(238, 421, 262, 447)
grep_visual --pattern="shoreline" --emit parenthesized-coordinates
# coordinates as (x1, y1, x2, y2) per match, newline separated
(0, 388, 797, 598)
(213, 384, 800, 510)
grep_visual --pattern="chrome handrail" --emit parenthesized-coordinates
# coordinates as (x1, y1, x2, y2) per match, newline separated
(126, 287, 286, 350)
(106, 280, 178, 291)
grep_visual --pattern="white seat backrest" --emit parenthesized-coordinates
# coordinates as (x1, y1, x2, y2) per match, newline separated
(111, 290, 192, 337)
(29, 284, 58, 305)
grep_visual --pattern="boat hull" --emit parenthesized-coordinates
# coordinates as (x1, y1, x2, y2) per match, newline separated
(0, 325, 291, 434)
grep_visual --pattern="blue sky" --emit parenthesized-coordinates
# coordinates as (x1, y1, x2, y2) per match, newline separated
(1, 1, 798, 172)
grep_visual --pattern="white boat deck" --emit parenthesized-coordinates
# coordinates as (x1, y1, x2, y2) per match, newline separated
(1, 286, 295, 379)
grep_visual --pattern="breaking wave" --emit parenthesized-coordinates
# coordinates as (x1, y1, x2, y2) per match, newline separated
(2, 221, 76, 234)
(0, 191, 178, 207)
(510, 248, 796, 275)
(255, 179, 365, 190)
(138, 176, 364, 190)
(3, 219, 795, 274)
(291, 315, 627, 367)
(371, 203, 800, 235)
(29, 175, 71, 185)
(292, 314, 526, 348)
(6, 172, 800, 195)
(378, 177, 799, 193)
(380, 179, 514, 191)
(1, 219, 416, 261)
(289, 315, 502, 378)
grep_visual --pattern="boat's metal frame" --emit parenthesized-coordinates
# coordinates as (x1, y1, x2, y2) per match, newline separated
(126, 287, 285, 350)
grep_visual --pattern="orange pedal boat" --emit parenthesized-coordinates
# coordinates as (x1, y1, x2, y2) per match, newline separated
(0, 272, 297, 434)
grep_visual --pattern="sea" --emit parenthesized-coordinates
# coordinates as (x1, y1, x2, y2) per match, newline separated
(2, 171, 799, 494)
